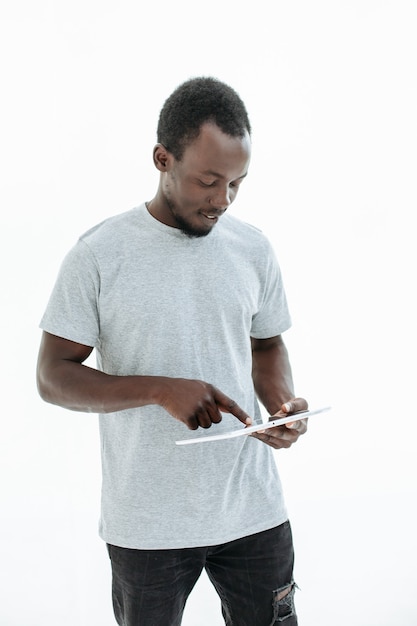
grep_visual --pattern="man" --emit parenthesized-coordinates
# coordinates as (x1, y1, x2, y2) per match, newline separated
(37, 77, 308, 625)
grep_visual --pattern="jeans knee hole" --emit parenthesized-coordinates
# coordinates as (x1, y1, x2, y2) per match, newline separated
(271, 582, 298, 623)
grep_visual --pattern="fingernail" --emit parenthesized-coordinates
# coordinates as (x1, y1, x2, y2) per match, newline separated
(283, 402, 292, 412)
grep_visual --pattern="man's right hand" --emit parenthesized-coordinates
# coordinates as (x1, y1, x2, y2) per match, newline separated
(158, 378, 252, 430)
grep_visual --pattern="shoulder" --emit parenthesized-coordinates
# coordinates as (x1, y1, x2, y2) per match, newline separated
(79, 206, 143, 246)
(73, 205, 153, 266)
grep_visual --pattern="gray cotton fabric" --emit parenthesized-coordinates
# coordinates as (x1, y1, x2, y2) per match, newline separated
(40, 203, 292, 549)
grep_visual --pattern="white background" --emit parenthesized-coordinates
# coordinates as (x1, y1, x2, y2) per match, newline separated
(1, 1, 416, 624)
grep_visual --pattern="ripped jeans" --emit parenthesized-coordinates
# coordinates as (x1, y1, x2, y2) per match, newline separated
(107, 521, 298, 625)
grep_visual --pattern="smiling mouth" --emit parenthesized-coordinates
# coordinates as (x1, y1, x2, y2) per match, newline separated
(201, 212, 221, 221)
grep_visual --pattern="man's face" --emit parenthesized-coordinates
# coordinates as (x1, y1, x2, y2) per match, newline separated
(157, 122, 251, 237)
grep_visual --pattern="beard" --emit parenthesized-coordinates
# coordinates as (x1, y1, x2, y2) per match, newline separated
(166, 198, 213, 238)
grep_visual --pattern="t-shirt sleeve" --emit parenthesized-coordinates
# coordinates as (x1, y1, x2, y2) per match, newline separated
(39, 240, 101, 347)
(250, 240, 292, 339)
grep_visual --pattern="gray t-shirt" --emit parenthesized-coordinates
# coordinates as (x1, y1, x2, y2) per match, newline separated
(40, 204, 292, 549)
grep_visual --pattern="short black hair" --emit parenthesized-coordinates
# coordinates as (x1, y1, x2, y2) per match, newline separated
(157, 76, 251, 160)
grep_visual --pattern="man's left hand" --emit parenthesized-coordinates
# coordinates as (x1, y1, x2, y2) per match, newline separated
(251, 397, 308, 449)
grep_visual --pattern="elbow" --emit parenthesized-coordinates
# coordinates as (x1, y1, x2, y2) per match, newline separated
(36, 364, 55, 405)
(36, 355, 63, 406)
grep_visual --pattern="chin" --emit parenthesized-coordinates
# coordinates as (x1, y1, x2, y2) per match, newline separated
(175, 217, 214, 238)
(181, 226, 212, 238)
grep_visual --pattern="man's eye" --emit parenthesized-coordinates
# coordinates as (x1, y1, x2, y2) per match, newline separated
(199, 180, 215, 187)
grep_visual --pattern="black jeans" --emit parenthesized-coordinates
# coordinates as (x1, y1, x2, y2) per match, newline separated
(107, 521, 298, 625)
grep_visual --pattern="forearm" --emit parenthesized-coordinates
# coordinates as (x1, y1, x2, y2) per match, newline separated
(251, 335, 295, 415)
(37, 359, 169, 414)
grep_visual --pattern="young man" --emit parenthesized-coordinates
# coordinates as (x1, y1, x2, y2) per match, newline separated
(37, 77, 308, 625)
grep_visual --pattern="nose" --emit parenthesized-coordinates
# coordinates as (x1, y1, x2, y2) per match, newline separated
(209, 186, 232, 211)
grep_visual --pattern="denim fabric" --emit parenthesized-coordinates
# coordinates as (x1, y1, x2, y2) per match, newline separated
(107, 521, 298, 625)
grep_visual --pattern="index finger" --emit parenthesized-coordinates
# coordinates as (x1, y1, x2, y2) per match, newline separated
(213, 387, 252, 426)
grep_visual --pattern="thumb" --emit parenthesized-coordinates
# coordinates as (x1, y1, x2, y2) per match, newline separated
(281, 397, 309, 428)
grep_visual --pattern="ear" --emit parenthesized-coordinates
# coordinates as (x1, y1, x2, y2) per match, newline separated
(153, 143, 173, 172)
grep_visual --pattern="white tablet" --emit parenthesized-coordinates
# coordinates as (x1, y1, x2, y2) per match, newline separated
(175, 406, 331, 445)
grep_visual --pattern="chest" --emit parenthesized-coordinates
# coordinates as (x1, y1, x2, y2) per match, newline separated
(97, 242, 263, 336)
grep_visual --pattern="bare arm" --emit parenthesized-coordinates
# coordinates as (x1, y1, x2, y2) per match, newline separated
(36, 331, 162, 413)
(251, 335, 308, 448)
(251, 335, 295, 415)
(36, 331, 252, 430)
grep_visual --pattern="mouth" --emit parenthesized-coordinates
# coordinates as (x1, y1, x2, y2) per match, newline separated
(200, 211, 222, 223)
